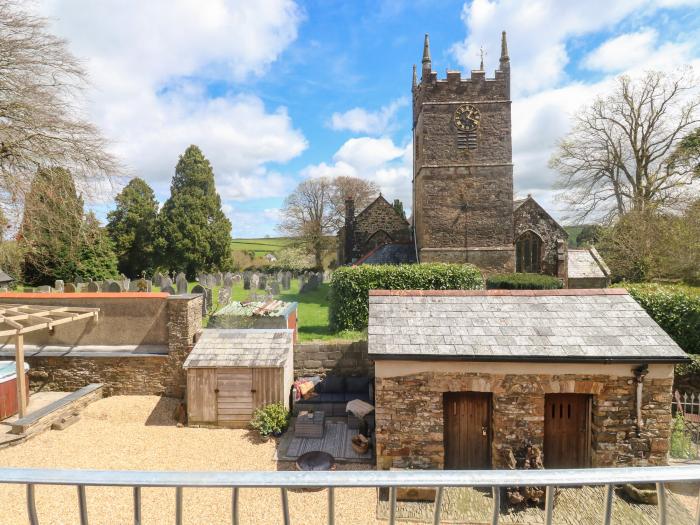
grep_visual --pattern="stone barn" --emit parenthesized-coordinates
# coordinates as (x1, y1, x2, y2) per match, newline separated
(368, 289, 688, 471)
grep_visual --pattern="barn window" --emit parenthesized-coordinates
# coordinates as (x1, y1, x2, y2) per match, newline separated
(515, 231, 542, 273)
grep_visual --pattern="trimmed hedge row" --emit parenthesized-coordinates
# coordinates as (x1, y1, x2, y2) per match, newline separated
(622, 283, 700, 356)
(329, 263, 484, 331)
(486, 273, 563, 290)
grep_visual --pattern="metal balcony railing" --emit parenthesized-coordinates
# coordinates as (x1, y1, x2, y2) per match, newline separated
(1, 465, 700, 525)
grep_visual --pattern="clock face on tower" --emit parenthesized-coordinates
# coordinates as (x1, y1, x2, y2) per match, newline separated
(454, 104, 481, 132)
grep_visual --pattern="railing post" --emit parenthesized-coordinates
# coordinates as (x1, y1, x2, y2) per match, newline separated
(656, 482, 667, 525)
(491, 486, 500, 525)
(281, 488, 290, 525)
(232, 487, 239, 525)
(27, 484, 38, 525)
(328, 487, 335, 525)
(78, 485, 88, 525)
(133, 486, 141, 525)
(603, 483, 614, 525)
(544, 485, 554, 525)
(389, 486, 397, 525)
(696, 484, 700, 525)
(433, 486, 444, 525)
(175, 487, 183, 525)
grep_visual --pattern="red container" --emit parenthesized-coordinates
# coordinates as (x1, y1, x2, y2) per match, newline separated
(0, 361, 30, 421)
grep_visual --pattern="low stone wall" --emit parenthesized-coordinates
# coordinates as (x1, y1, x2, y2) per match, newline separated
(293, 340, 371, 377)
(27, 355, 174, 396)
(375, 364, 673, 470)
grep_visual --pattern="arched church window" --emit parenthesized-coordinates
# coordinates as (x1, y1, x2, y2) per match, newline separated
(515, 231, 542, 273)
(365, 230, 393, 252)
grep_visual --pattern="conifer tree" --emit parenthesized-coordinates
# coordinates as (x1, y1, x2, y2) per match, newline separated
(107, 177, 159, 276)
(158, 145, 232, 278)
(80, 212, 118, 280)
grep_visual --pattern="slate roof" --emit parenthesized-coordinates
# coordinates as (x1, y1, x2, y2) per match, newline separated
(368, 289, 688, 363)
(568, 248, 610, 279)
(183, 329, 293, 368)
(0, 270, 13, 284)
(357, 243, 417, 265)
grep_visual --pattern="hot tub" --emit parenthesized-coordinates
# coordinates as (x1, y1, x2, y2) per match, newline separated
(0, 361, 30, 421)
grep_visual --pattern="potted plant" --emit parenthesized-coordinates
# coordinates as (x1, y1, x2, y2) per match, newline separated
(250, 402, 290, 440)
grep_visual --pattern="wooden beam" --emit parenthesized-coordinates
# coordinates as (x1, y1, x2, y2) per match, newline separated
(15, 333, 27, 418)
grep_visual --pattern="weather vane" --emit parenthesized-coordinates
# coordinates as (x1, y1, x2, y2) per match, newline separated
(478, 46, 487, 70)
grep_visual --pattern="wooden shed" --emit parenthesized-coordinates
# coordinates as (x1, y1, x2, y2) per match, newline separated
(183, 329, 294, 428)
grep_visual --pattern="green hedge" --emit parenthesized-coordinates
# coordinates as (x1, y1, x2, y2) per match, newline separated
(329, 263, 484, 332)
(621, 283, 700, 356)
(486, 273, 564, 290)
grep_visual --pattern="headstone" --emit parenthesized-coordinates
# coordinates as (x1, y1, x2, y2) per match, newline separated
(135, 278, 148, 292)
(271, 281, 280, 296)
(145, 280, 152, 292)
(191, 284, 208, 316)
(223, 273, 233, 288)
(161, 284, 175, 295)
(64, 283, 76, 293)
(54, 280, 64, 293)
(36, 285, 51, 293)
(251, 273, 259, 290)
(283, 271, 292, 290)
(107, 281, 122, 293)
(128, 280, 139, 292)
(243, 274, 251, 290)
(176, 272, 188, 294)
(74, 275, 83, 284)
(87, 281, 100, 293)
(258, 274, 267, 290)
(161, 276, 173, 290)
(218, 287, 231, 305)
(152, 272, 162, 287)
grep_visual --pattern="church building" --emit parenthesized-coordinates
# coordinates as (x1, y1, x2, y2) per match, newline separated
(338, 32, 609, 287)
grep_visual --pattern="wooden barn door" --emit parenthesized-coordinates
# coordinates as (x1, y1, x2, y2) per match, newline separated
(544, 394, 591, 468)
(216, 368, 253, 428)
(443, 392, 491, 469)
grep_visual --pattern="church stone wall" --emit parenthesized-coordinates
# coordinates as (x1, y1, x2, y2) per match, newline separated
(513, 198, 569, 277)
(353, 197, 410, 257)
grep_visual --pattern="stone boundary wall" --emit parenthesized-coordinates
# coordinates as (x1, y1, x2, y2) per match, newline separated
(293, 340, 371, 378)
(375, 370, 672, 471)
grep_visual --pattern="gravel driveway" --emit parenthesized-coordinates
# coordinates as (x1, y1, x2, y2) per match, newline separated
(0, 396, 379, 525)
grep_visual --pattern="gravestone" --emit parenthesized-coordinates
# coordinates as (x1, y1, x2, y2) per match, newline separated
(191, 284, 208, 316)
(251, 273, 259, 290)
(54, 280, 64, 293)
(87, 281, 100, 293)
(74, 275, 83, 284)
(128, 280, 139, 292)
(35, 285, 51, 293)
(223, 273, 233, 288)
(176, 272, 188, 294)
(243, 274, 251, 290)
(64, 283, 76, 293)
(258, 274, 267, 290)
(218, 287, 231, 306)
(107, 281, 122, 293)
(214, 272, 223, 287)
(161, 284, 175, 295)
(270, 281, 280, 296)
(283, 271, 292, 290)
(161, 276, 173, 290)
(152, 272, 162, 287)
(135, 278, 148, 292)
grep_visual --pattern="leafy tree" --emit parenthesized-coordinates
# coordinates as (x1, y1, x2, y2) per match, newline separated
(551, 70, 700, 222)
(79, 212, 118, 280)
(20, 167, 85, 284)
(107, 177, 159, 277)
(576, 224, 602, 247)
(158, 145, 232, 278)
(329, 176, 380, 229)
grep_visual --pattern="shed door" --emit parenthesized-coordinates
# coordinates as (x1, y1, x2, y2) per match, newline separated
(216, 369, 253, 428)
(252, 368, 282, 409)
(443, 392, 491, 469)
(544, 394, 591, 468)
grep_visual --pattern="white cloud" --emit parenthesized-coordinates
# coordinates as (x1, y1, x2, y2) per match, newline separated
(35, 0, 307, 202)
(329, 98, 408, 135)
(582, 29, 658, 72)
(302, 137, 413, 209)
(225, 206, 283, 238)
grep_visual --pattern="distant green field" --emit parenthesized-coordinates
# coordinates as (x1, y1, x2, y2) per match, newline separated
(564, 225, 585, 248)
(230, 237, 294, 256)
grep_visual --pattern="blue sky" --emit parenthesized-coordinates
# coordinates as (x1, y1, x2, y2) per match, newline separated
(38, 0, 700, 237)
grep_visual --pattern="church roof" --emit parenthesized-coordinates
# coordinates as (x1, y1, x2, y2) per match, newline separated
(368, 289, 688, 363)
(0, 270, 13, 284)
(568, 248, 610, 279)
(513, 198, 527, 210)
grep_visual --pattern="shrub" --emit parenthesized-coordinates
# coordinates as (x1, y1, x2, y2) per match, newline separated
(329, 263, 484, 331)
(486, 273, 564, 290)
(670, 414, 694, 459)
(249, 403, 290, 437)
(621, 283, 700, 355)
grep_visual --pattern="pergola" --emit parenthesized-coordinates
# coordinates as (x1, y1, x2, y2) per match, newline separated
(0, 304, 100, 417)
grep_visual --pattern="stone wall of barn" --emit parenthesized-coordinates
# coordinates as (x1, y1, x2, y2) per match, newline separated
(294, 340, 372, 378)
(374, 362, 674, 470)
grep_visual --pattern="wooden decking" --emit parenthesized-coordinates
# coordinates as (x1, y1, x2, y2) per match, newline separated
(276, 417, 374, 463)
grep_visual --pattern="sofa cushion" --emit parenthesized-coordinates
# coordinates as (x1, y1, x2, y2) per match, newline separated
(344, 393, 371, 404)
(319, 393, 344, 403)
(345, 376, 370, 393)
(321, 375, 345, 393)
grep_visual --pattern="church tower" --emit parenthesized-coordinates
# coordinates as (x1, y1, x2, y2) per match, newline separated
(412, 32, 515, 270)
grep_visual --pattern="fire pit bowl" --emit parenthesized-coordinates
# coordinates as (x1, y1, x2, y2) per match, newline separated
(295, 451, 335, 471)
